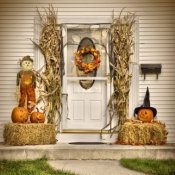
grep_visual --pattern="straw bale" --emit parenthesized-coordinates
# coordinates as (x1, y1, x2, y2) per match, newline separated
(117, 119, 168, 145)
(3, 123, 56, 146)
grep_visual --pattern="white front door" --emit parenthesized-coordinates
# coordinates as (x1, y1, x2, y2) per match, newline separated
(62, 24, 110, 131)
(64, 78, 107, 130)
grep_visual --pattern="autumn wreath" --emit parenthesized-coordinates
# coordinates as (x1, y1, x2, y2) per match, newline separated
(75, 46, 101, 73)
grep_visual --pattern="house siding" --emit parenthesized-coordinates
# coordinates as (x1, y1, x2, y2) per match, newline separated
(0, 0, 174, 143)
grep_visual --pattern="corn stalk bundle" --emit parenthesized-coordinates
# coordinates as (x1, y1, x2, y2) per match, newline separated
(32, 6, 62, 130)
(102, 13, 135, 136)
(117, 119, 168, 145)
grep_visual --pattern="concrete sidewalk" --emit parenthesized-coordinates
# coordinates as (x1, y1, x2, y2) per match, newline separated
(48, 160, 146, 175)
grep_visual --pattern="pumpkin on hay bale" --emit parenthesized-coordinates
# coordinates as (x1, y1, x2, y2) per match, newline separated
(3, 123, 56, 145)
(134, 87, 157, 123)
(11, 107, 28, 123)
(30, 108, 45, 123)
(117, 119, 168, 145)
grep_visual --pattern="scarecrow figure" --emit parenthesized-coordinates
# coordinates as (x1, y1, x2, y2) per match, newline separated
(16, 55, 36, 113)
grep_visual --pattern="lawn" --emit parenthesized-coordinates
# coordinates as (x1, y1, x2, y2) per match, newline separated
(120, 158, 175, 175)
(0, 159, 77, 175)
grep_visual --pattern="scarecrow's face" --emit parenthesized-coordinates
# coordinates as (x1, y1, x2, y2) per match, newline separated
(21, 60, 33, 71)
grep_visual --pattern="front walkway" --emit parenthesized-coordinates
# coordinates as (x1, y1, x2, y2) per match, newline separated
(48, 160, 146, 175)
(0, 143, 175, 160)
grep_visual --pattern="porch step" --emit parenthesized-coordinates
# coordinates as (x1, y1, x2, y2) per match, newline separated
(57, 133, 117, 143)
(0, 143, 175, 160)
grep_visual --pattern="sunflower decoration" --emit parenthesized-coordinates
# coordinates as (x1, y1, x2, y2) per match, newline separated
(75, 46, 101, 74)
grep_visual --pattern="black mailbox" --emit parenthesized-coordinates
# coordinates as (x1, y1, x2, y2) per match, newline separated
(140, 64, 162, 80)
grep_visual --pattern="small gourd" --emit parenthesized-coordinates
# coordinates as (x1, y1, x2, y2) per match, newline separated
(11, 107, 28, 123)
(138, 108, 154, 122)
(30, 108, 45, 123)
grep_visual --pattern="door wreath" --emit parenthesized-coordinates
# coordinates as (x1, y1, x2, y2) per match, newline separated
(75, 46, 101, 74)
(75, 37, 101, 89)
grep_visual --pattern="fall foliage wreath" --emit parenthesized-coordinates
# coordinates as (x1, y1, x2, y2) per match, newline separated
(75, 46, 101, 73)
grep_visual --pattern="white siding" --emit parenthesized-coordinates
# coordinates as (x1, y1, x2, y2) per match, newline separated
(0, 0, 174, 143)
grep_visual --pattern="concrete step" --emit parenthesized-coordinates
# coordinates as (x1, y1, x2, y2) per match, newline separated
(57, 133, 117, 143)
(0, 143, 175, 160)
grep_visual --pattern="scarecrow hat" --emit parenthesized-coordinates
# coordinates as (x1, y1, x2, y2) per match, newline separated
(134, 87, 157, 117)
(20, 55, 33, 64)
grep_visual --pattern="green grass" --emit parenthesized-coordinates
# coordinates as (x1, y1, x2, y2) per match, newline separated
(120, 158, 175, 175)
(0, 159, 77, 175)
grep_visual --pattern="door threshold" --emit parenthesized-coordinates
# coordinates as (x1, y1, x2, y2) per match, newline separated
(69, 142, 107, 145)
(60, 129, 112, 134)
(57, 132, 118, 143)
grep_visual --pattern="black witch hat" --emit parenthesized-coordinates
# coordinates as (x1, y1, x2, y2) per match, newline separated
(134, 87, 157, 117)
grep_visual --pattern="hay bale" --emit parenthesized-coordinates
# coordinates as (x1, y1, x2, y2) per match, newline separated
(3, 123, 56, 145)
(117, 119, 168, 145)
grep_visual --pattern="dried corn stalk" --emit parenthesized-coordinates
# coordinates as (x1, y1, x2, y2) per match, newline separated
(102, 12, 135, 136)
(32, 6, 62, 131)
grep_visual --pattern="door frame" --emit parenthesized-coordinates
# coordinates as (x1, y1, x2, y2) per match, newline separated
(61, 23, 111, 132)
(34, 17, 139, 133)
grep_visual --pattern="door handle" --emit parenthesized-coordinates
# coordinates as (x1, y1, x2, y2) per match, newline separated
(106, 73, 111, 83)
(62, 93, 70, 120)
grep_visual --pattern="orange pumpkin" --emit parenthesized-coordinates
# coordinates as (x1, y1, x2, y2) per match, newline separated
(138, 108, 154, 122)
(11, 107, 28, 123)
(30, 108, 45, 123)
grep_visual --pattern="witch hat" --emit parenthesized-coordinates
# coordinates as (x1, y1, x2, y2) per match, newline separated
(143, 87, 150, 107)
(134, 87, 157, 117)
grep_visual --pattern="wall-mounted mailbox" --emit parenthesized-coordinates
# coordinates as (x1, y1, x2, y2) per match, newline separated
(140, 64, 162, 80)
